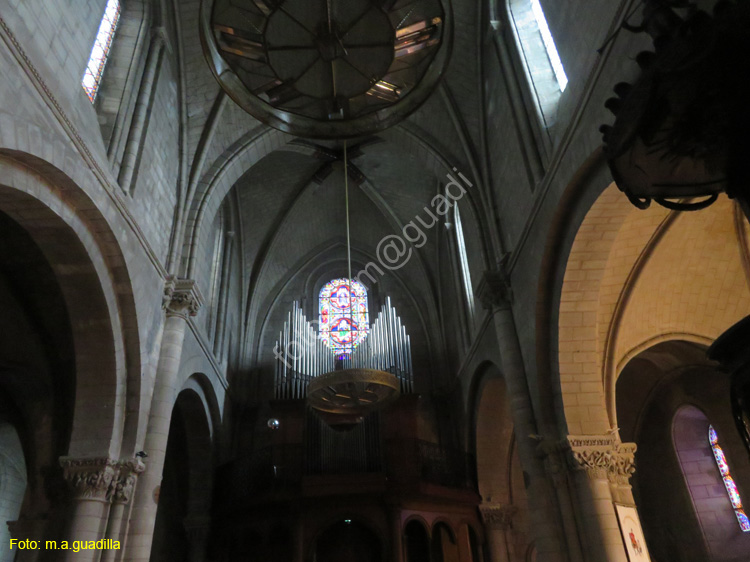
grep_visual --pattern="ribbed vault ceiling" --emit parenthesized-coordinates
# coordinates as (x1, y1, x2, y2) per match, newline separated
(175, 0, 488, 376)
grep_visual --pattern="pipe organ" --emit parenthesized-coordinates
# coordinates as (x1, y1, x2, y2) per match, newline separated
(274, 297, 414, 399)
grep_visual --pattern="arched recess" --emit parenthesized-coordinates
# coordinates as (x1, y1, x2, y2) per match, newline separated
(311, 519, 383, 562)
(0, 153, 142, 459)
(151, 381, 216, 561)
(431, 521, 459, 562)
(470, 361, 532, 561)
(553, 177, 750, 436)
(404, 518, 431, 562)
(0, 207, 76, 548)
(616, 340, 750, 562)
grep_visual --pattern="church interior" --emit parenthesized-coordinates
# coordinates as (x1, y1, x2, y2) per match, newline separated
(1, 0, 750, 561)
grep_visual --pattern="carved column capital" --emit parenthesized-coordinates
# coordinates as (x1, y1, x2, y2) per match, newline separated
(566, 435, 637, 485)
(479, 503, 517, 530)
(60, 457, 118, 501)
(477, 269, 513, 311)
(60, 457, 147, 504)
(535, 438, 571, 487)
(163, 277, 203, 319)
(110, 459, 146, 504)
(607, 442, 637, 486)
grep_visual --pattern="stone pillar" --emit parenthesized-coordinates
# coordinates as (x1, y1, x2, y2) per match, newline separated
(59, 457, 117, 562)
(102, 460, 144, 562)
(125, 278, 202, 561)
(566, 436, 639, 562)
(536, 439, 585, 562)
(476, 271, 568, 561)
(479, 504, 516, 562)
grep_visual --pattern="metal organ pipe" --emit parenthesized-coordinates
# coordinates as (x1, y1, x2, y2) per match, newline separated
(274, 299, 415, 399)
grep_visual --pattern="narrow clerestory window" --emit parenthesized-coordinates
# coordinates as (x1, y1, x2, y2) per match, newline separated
(454, 204, 475, 323)
(82, 0, 121, 102)
(508, 0, 567, 126)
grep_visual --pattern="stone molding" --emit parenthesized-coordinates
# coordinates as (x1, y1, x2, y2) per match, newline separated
(163, 277, 203, 319)
(60, 457, 146, 503)
(476, 269, 513, 311)
(566, 435, 637, 485)
(479, 503, 517, 530)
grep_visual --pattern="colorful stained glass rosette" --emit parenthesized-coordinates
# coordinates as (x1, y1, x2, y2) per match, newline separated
(82, 0, 121, 102)
(709, 425, 750, 532)
(319, 279, 369, 355)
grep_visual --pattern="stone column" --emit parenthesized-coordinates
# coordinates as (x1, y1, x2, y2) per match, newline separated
(479, 504, 516, 562)
(566, 436, 638, 562)
(536, 439, 585, 562)
(59, 457, 117, 562)
(476, 271, 568, 561)
(102, 460, 144, 562)
(125, 278, 202, 561)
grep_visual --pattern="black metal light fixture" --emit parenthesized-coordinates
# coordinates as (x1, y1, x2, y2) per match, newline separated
(600, 0, 750, 215)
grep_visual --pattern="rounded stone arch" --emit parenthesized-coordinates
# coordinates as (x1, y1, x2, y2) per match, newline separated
(183, 128, 289, 278)
(0, 153, 142, 459)
(468, 361, 514, 505)
(535, 147, 611, 435)
(180, 373, 222, 442)
(431, 518, 457, 539)
(431, 520, 458, 562)
(540, 144, 750, 438)
(616, 339, 750, 562)
(404, 517, 431, 562)
(404, 514, 433, 538)
(307, 514, 385, 562)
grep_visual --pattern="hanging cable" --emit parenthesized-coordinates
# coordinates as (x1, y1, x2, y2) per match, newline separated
(344, 140, 354, 356)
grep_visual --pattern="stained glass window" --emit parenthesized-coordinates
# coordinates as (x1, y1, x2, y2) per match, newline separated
(82, 0, 121, 102)
(319, 278, 369, 357)
(709, 425, 750, 532)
